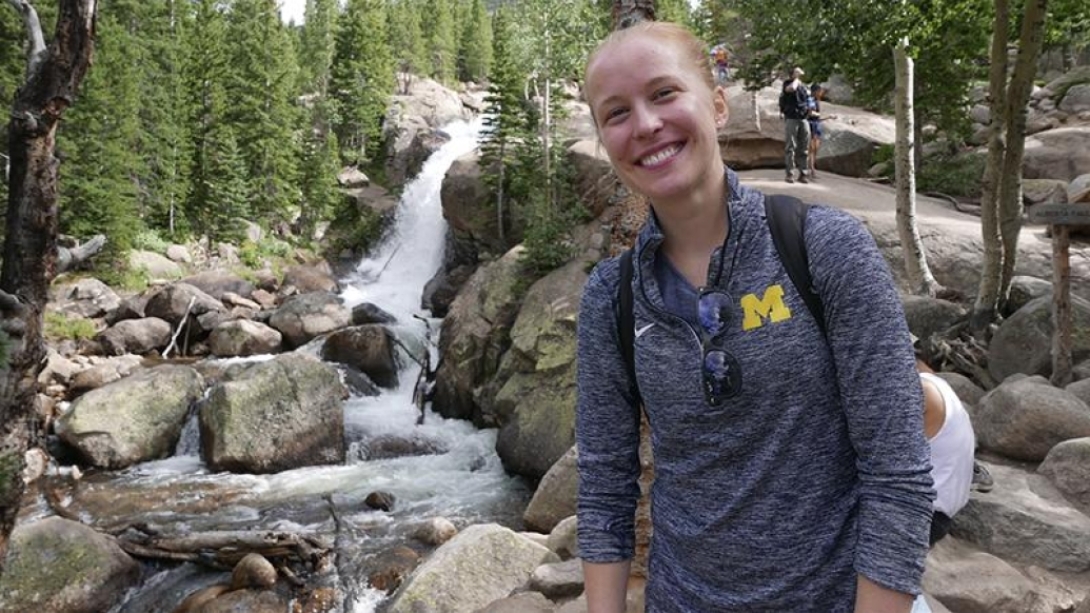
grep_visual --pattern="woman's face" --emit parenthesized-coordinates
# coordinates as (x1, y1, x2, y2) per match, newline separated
(585, 34, 727, 206)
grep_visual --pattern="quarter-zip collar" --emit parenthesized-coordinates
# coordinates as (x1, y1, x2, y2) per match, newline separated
(634, 167, 755, 311)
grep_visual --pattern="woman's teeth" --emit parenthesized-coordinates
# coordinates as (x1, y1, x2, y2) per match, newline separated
(641, 144, 680, 166)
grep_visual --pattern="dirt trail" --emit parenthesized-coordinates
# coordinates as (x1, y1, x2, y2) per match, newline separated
(740, 169, 979, 233)
(738, 168, 1059, 261)
(737, 168, 1090, 304)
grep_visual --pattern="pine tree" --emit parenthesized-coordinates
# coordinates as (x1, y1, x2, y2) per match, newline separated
(131, 0, 191, 238)
(0, 7, 24, 115)
(182, 0, 235, 239)
(299, 0, 339, 95)
(330, 0, 395, 165)
(518, 0, 603, 209)
(194, 124, 252, 243)
(480, 6, 530, 244)
(57, 13, 144, 261)
(459, 0, 493, 82)
(422, 0, 457, 83)
(387, 0, 427, 92)
(225, 0, 302, 227)
(298, 107, 342, 243)
(0, 8, 22, 226)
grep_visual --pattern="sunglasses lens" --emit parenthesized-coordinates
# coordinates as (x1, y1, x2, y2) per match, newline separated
(703, 349, 740, 405)
(698, 291, 733, 338)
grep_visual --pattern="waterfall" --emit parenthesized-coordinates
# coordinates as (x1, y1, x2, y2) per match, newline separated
(333, 118, 530, 612)
(340, 118, 483, 320)
(105, 118, 529, 613)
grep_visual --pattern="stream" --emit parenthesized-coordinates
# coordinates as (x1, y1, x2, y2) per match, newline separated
(30, 118, 533, 612)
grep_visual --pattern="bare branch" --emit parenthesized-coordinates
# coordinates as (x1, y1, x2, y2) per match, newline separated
(4, 0, 47, 78)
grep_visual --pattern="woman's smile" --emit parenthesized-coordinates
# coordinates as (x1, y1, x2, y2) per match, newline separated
(585, 35, 727, 209)
(638, 143, 685, 168)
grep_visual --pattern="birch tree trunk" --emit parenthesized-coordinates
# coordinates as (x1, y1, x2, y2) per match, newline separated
(542, 30, 553, 211)
(970, 0, 1011, 336)
(996, 0, 1049, 311)
(612, 0, 655, 29)
(751, 90, 760, 134)
(893, 38, 940, 295)
(0, 0, 97, 576)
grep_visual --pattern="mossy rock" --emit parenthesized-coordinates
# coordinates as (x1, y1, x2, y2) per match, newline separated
(0, 517, 139, 613)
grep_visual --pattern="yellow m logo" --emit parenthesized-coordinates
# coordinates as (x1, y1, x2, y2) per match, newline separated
(741, 285, 792, 331)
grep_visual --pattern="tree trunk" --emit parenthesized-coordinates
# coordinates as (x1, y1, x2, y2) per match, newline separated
(542, 31, 552, 211)
(613, 0, 655, 29)
(893, 38, 939, 296)
(0, 0, 97, 578)
(970, 0, 1011, 336)
(1051, 224, 1072, 386)
(996, 0, 1048, 312)
(751, 90, 760, 134)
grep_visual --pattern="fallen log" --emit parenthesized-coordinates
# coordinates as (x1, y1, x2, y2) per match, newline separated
(55, 234, 105, 272)
(116, 529, 333, 579)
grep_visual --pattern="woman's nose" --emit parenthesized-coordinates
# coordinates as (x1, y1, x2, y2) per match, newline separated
(632, 105, 663, 138)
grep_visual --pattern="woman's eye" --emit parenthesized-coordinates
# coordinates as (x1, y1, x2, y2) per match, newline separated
(653, 88, 677, 101)
(604, 108, 628, 123)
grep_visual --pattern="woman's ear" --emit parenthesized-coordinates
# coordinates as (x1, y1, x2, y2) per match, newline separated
(714, 86, 729, 128)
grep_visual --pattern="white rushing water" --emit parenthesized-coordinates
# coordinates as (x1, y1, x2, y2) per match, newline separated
(106, 118, 529, 613)
(334, 118, 530, 612)
(340, 118, 484, 318)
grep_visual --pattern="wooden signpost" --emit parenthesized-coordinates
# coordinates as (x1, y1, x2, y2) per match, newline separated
(1027, 202, 1090, 386)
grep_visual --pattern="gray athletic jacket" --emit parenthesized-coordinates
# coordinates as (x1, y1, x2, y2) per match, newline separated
(575, 170, 934, 612)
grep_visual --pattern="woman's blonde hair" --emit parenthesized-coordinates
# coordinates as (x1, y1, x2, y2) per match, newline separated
(585, 21, 715, 94)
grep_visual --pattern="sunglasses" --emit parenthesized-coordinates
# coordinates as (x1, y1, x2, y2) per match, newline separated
(697, 288, 742, 406)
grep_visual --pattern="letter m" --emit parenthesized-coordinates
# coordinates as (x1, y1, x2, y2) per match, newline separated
(741, 285, 792, 331)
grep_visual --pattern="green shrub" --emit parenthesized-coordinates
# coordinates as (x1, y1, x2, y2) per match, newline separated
(918, 151, 986, 199)
(521, 210, 573, 279)
(44, 311, 98, 342)
(95, 260, 150, 292)
(239, 237, 294, 269)
(132, 229, 171, 253)
(326, 205, 385, 258)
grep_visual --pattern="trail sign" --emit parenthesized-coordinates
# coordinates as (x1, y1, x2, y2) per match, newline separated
(1027, 203, 1090, 225)
(1027, 202, 1089, 386)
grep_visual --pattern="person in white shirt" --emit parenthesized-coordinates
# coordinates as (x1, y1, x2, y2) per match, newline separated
(916, 359, 977, 545)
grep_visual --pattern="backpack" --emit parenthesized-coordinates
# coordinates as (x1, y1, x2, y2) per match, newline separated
(778, 84, 811, 119)
(615, 195, 826, 397)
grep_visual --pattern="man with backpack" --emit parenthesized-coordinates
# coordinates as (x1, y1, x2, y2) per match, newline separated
(780, 66, 812, 184)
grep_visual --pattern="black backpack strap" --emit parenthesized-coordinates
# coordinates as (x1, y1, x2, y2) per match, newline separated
(616, 248, 639, 400)
(765, 195, 827, 338)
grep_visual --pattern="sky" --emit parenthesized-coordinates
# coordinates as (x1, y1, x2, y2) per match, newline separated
(278, 0, 702, 25)
(279, 0, 306, 25)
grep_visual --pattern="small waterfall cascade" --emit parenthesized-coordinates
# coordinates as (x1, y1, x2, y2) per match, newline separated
(335, 117, 532, 609)
(340, 118, 483, 318)
(104, 119, 530, 613)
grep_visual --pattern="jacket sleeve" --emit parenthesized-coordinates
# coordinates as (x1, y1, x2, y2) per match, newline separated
(805, 207, 935, 595)
(575, 260, 643, 563)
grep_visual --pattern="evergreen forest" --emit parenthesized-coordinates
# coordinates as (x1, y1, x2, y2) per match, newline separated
(2, 0, 1088, 282)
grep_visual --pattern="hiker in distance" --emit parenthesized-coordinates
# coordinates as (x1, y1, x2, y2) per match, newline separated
(781, 66, 812, 183)
(807, 82, 830, 180)
(711, 42, 731, 85)
(577, 21, 934, 613)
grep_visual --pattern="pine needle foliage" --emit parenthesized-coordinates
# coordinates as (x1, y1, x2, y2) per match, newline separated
(331, 0, 395, 164)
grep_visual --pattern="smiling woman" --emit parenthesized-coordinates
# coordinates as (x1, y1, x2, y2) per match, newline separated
(575, 19, 934, 613)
